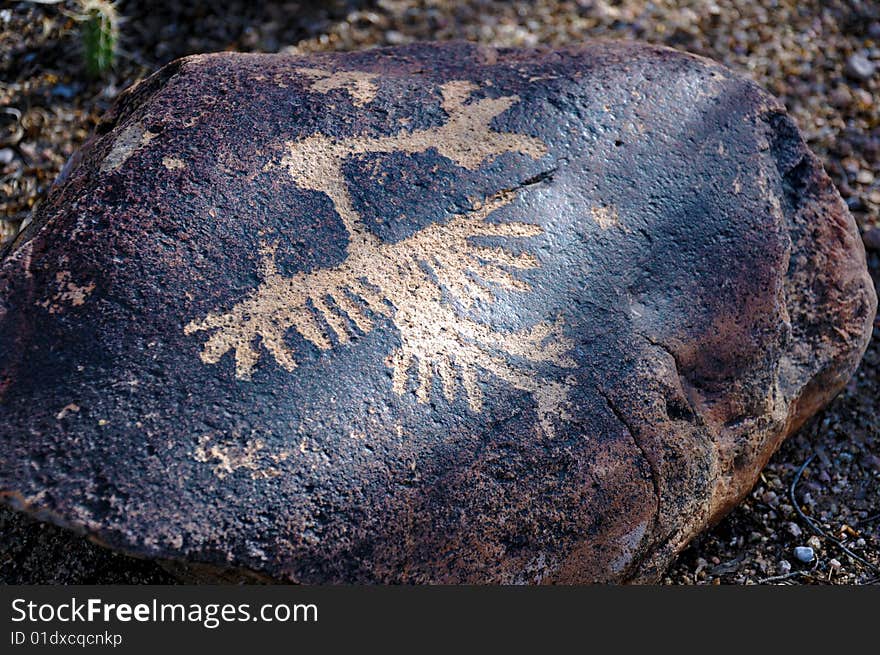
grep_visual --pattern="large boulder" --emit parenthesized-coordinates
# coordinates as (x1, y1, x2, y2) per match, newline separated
(0, 42, 874, 583)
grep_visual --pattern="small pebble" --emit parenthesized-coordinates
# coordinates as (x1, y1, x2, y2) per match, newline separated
(862, 227, 880, 252)
(787, 522, 802, 538)
(856, 169, 875, 185)
(830, 86, 851, 108)
(385, 30, 407, 45)
(794, 545, 814, 563)
(778, 559, 792, 575)
(847, 196, 865, 212)
(51, 84, 77, 99)
(853, 88, 874, 108)
(0, 147, 14, 165)
(846, 53, 876, 81)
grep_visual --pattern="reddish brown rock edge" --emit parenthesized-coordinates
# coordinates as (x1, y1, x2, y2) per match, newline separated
(0, 42, 875, 583)
(630, 110, 877, 582)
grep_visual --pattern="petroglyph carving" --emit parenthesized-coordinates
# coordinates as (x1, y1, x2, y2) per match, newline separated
(295, 67, 380, 107)
(194, 434, 287, 480)
(36, 271, 95, 314)
(186, 80, 575, 434)
(275, 80, 547, 250)
(591, 205, 619, 230)
(100, 122, 157, 173)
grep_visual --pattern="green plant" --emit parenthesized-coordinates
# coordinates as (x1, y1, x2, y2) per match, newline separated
(25, 0, 120, 78)
(77, 0, 120, 78)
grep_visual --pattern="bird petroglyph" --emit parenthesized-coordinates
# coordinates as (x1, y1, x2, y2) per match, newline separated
(186, 79, 576, 435)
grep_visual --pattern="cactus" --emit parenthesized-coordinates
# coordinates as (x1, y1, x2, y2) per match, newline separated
(77, 0, 119, 78)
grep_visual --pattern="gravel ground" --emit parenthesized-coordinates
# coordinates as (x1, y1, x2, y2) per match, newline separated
(1, 0, 877, 585)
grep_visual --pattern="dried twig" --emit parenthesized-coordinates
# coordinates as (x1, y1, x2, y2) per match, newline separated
(856, 512, 880, 526)
(759, 554, 820, 585)
(757, 570, 809, 584)
(790, 455, 880, 574)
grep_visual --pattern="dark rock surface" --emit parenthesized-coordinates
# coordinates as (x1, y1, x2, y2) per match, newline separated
(0, 42, 875, 583)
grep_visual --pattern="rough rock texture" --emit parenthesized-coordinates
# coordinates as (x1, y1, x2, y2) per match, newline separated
(0, 42, 875, 583)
